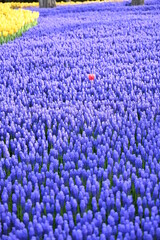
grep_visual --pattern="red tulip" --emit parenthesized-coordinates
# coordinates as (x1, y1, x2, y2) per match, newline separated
(88, 74, 95, 81)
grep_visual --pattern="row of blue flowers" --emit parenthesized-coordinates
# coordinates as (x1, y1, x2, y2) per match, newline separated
(0, 0, 160, 239)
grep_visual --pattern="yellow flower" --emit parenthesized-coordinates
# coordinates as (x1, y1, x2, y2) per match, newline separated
(3, 31, 8, 37)
(9, 29, 14, 35)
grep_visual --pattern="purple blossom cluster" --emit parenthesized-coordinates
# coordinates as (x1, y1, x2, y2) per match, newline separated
(0, 0, 160, 239)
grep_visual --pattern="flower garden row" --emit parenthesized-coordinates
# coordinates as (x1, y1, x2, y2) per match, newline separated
(0, 0, 160, 239)
(0, 2, 39, 44)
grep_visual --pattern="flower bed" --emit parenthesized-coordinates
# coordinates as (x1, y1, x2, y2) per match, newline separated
(0, 3, 39, 44)
(57, 0, 124, 5)
(0, 0, 160, 239)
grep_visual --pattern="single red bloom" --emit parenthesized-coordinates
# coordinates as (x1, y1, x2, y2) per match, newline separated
(88, 74, 95, 81)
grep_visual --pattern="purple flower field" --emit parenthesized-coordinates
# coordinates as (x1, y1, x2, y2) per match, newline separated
(0, 0, 160, 239)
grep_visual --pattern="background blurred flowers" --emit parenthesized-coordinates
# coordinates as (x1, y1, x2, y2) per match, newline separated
(0, 2, 39, 44)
